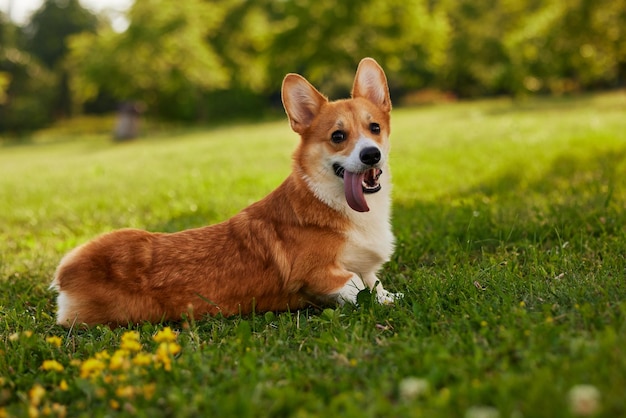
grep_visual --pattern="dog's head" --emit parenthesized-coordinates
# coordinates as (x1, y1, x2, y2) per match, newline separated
(282, 58, 392, 213)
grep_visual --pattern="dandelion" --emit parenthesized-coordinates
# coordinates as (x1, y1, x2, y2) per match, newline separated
(59, 380, 69, 391)
(155, 342, 181, 371)
(115, 385, 136, 399)
(132, 352, 152, 367)
(109, 349, 131, 371)
(80, 358, 106, 379)
(41, 360, 64, 373)
(120, 331, 142, 352)
(153, 327, 177, 343)
(399, 377, 429, 401)
(109, 399, 120, 410)
(158, 341, 182, 357)
(568, 384, 601, 416)
(28, 405, 38, 418)
(28, 384, 46, 407)
(51, 403, 67, 418)
(142, 383, 157, 400)
(45, 336, 63, 348)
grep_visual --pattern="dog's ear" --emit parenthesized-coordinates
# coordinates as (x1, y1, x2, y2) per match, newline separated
(282, 74, 328, 134)
(352, 58, 391, 113)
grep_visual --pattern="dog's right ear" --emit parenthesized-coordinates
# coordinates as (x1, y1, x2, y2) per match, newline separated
(282, 74, 328, 134)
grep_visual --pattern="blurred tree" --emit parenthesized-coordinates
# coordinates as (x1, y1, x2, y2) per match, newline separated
(442, 0, 528, 97)
(256, 0, 449, 98)
(24, 0, 98, 117)
(504, 0, 626, 94)
(60, 0, 626, 123)
(68, 0, 229, 120)
(0, 12, 57, 133)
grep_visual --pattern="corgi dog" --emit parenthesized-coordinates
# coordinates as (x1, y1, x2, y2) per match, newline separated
(50, 58, 401, 327)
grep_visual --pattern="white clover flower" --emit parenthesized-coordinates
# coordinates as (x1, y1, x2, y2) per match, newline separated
(398, 377, 429, 401)
(464, 405, 500, 418)
(568, 384, 601, 416)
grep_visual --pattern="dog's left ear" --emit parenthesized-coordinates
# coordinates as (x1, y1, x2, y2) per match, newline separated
(352, 58, 391, 113)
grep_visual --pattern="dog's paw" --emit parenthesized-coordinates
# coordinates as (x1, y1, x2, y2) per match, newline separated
(376, 289, 404, 305)
(336, 276, 366, 305)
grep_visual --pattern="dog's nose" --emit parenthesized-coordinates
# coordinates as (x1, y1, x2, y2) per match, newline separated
(360, 147, 381, 166)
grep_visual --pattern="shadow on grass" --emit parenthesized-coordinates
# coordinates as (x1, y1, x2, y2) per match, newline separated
(392, 146, 626, 268)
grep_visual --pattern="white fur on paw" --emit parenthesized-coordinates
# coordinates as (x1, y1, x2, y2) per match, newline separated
(336, 276, 366, 305)
(376, 289, 404, 305)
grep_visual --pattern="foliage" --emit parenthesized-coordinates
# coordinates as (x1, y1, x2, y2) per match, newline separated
(68, 0, 229, 121)
(0, 15, 57, 133)
(2, 0, 626, 128)
(64, 0, 626, 120)
(0, 1, 98, 133)
(24, 0, 98, 69)
(1, 92, 625, 417)
(23, 0, 98, 118)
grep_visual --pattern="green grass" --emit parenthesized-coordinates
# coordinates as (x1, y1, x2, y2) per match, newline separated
(1, 91, 625, 417)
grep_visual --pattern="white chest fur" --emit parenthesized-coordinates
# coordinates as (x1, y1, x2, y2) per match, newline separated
(339, 174, 394, 276)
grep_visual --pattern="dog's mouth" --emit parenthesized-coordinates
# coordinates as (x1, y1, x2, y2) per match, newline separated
(333, 163, 382, 212)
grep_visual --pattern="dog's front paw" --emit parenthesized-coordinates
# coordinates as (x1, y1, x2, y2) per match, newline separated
(336, 276, 366, 305)
(376, 289, 404, 305)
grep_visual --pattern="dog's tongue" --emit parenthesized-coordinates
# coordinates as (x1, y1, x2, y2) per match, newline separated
(344, 170, 369, 212)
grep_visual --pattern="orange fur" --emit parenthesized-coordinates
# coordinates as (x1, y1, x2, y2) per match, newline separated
(51, 58, 399, 327)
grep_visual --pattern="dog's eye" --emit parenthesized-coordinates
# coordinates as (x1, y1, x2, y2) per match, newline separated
(331, 130, 346, 144)
(370, 123, 381, 134)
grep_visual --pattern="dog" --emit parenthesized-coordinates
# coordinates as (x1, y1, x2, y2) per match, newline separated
(50, 58, 402, 327)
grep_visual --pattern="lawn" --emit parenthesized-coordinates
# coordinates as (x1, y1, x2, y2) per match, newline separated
(1, 91, 625, 417)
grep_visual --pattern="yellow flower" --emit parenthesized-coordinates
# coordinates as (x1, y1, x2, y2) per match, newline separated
(132, 352, 152, 367)
(115, 385, 135, 399)
(155, 342, 181, 371)
(41, 360, 64, 373)
(120, 331, 142, 352)
(59, 380, 69, 391)
(51, 403, 67, 418)
(109, 350, 131, 371)
(27, 405, 38, 418)
(80, 358, 106, 379)
(45, 336, 63, 348)
(109, 399, 120, 410)
(28, 384, 46, 406)
(157, 342, 181, 357)
(153, 327, 177, 343)
(142, 383, 157, 400)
